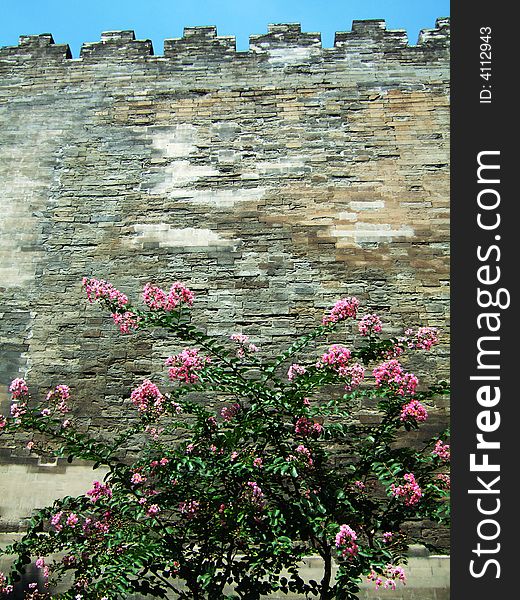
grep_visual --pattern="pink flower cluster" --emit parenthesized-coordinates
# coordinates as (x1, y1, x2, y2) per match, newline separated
(130, 379, 179, 416)
(400, 400, 428, 423)
(146, 504, 161, 517)
(131, 472, 146, 485)
(9, 380, 28, 420)
(0, 415, 6, 430)
(322, 297, 360, 325)
(82, 277, 128, 308)
(367, 565, 406, 590)
(0, 571, 13, 595)
(86, 481, 112, 503)
(343, 363, 366, 391)
(165, 349, 211, 384)
(436, 473, 451, 489)
(403, 326, 439, 350)
(391, 473, 422, 507)
(335, 524, 359, 559)
(319, 345, 351, 373)
(358, 314, 383, 336)
(50, 511, 80, 531)
(46, 384, 71, 414)
(142, 282, 194, 311)
(179, 500, 200, 519)
(287, 363, 307, 381)
(9, 378, 28, 399)
(432, 440, 450, 461)
(382, 532, 393, 544)
(145, 425, 164, 440)
(246, 481, 265, 508)
(295, 444, 313, 467)
(220, 403, 240, 422)
(373, 360, 418, 396)
(112, 311, 139, 334)
(230, 334, 259, 358)
(294, 417, 323, 437)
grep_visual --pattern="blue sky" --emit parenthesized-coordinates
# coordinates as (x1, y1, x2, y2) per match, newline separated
(1, 1, 450, 57)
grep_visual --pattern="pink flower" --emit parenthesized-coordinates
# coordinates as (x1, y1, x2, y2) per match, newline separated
(46, 385, 71, 414)
(296, 444, 313, 466)
(373, 360, 418, 396)
(358, 314, 383, 336)
(400, 400, 428, 423)
(51, 513, 63, 529)
(82, 277, 128, 308)
(382, 532, 393, 543)
(10, 403, 27, 418)
(343, 363, 365, 391)
(230, 334, 259, 358)
(391, 473, 422, 506)
(0, 415, 6, 429)
(143, 282, 194, 311)
(230, 333, 249, 344)
(111, 311, 139, 334)
(46, 384, 70, 402)
(0, 572, 14, 595)
(436, 473, 451, 489)
(368, 565, 406, 590)
(86, 481, 112, 503)
(294, 417, 323, 437)
(179, 500, 200, 519)
(41, 408, 51, 417)
(66, 513, 79, 527)
(147, 504, 161, 517)
(318, 344, 352, 375)
(9, 378, 28, 399)
(432, 440, 450, 461)
(335, 524, 359, 559)
(35, 557, 45, 569)
(402, 326, 439, 350)
(145, 425, 164, 440)
(253, 457, 263, 468)
(322, 297, 360, 325)
(220, 403, 240, 421)
(287, 364, 307, 381)
(165, 349, 211, 384)
(131, 472, 146, 485)
(130, 379, 169, 416)
(246, 481, 265, 508)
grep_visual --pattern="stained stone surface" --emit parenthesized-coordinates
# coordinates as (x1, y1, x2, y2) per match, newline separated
(0, 17, 450, 555)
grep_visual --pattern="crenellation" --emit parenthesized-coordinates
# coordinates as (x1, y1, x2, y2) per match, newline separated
(250, 23, 322, 55)
(0, 19, 450, 68)
(164, 26, 236, 59)
(0, 33, 72, 61)
(79, 31, 153, 59)
(417, 17, 450, 47)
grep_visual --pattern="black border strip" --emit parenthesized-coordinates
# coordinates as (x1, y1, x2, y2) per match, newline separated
(452, 6, 515, 597)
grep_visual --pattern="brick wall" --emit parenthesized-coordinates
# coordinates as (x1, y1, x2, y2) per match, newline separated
(0, 18, 450, 546)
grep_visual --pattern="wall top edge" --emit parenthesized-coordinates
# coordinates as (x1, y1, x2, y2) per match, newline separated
(0, 18, 450, 62)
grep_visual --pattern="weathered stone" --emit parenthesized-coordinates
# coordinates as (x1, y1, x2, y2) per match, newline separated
(0, 20, 450, 553)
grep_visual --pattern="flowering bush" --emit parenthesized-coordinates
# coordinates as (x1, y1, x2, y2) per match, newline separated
(0, 281, 450, 599)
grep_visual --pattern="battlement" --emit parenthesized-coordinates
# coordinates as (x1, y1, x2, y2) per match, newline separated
(0, 18, 449, 65)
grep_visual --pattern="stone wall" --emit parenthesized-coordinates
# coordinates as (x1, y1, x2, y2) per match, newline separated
(0, 18, 450, 539)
